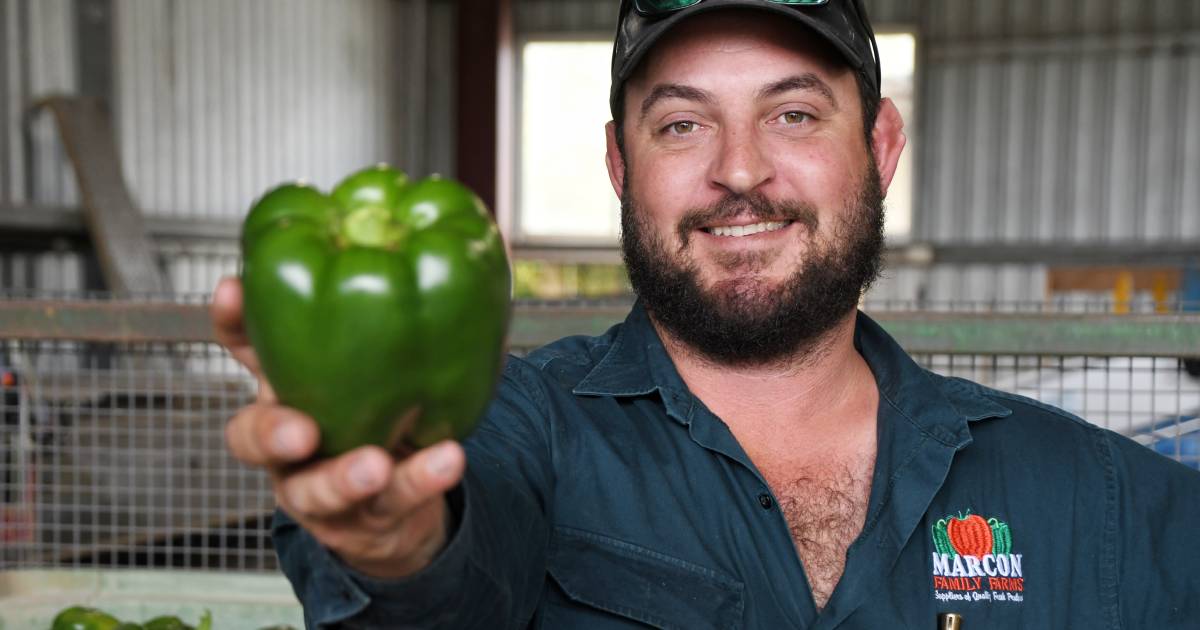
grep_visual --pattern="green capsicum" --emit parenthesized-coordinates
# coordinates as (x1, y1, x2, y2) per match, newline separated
(140, 616, 190, 630)
(51, 606, 122, 630)
(138, 610, 209, 630)
(241, 165, 511, 455)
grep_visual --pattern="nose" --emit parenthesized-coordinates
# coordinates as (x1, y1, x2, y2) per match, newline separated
(708, 125, 774, 195)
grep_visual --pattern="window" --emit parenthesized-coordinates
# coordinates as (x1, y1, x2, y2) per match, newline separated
(876, 32, 916, 240)
(511, 31, 918, 247)
(516, 39, 621, 247)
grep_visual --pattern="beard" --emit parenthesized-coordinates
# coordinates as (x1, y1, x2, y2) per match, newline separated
(619, 162, 886, 368)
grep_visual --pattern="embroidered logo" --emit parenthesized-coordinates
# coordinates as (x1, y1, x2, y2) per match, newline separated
(930, 510, 1024, 604)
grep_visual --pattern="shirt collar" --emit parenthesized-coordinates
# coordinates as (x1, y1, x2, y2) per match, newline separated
(571, 300, 669, 396)
(571, 301, 694, 422)
(572, 302, 1012, 440)
(854, 310, 1012, 448)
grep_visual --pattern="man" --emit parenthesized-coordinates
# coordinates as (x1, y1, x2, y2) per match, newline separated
(214, 0, 1200, 627)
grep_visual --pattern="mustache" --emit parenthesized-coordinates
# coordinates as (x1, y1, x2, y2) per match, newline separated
(676, 192, 820, 247)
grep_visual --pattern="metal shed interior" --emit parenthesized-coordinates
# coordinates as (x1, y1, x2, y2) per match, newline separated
(2, 0, 1198, 301)
(0, 1, 1197, 625)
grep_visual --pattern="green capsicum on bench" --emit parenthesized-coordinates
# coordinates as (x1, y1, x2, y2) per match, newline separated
(51, 607, 122, 630)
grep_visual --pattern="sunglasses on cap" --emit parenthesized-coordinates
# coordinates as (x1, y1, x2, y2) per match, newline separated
(634, 0, 830, 17)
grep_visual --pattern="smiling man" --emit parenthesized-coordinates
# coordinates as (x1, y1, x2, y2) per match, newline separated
(606, 2, 900, 612)
(214, 0, 1200, 628)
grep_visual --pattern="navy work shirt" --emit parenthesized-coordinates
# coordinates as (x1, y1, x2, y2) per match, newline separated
(274, 303, 1200, 628)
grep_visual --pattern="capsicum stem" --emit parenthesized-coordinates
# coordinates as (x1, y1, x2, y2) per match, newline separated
(342, 206, 405, 249)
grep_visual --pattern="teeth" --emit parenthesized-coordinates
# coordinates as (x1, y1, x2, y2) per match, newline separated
(709, 221, 790, 238)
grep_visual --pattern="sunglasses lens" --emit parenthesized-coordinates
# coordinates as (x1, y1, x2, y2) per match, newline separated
(633, 0, 704, 15)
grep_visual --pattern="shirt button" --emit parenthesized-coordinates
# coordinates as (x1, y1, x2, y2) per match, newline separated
(758, 493, 774, 510)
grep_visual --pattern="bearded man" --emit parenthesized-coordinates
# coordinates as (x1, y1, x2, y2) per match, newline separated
(214, 1, 1200, 627)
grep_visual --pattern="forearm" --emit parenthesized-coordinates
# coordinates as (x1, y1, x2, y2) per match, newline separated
(274, 465, 550, 629)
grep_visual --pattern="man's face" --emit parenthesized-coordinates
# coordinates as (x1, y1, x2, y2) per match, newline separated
(607, 10, 893, 366)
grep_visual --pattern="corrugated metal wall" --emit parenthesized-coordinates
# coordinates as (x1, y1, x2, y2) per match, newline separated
(0, 0, 455, 295)
(2, 0, 79, 208)
(3, 0, 1197, 303)
(918, 0, 1199, 244)
(902, 0, 1200, 304)
(114, 0, 455, 220)
(0, 0, 82, 292)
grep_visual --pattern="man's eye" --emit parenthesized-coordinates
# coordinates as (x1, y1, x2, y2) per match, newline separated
(779, 111, 811, 125)
(665, 121, 698, 135)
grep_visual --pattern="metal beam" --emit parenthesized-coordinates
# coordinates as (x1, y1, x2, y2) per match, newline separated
(0, 203, 88, 233)
(0, 203, 241, 241)
(1, 299, 1198, 358)
(455, 0, 504, 211)
(874, 312, 1200, 358)
(508, 302, 631, 348)
(0, 299, 212, 344)
(929, 31, 1200, 63)
(889, 241, 1200, 267)
(35, 96, 169, 295)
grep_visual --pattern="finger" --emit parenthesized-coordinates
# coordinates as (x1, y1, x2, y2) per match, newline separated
(368, 441, 465, 519)
(210, 276, 263, 374)
(275, 446, 394, 519)
(225, 403, 319, 468)
(255, 374, 277, 404)
(211, 276, 246, 346)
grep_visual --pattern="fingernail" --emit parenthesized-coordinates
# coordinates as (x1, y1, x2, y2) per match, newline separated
(425, 444, 456, 478)
(350, 454, 381, 491)
(272, 424, 302, 456)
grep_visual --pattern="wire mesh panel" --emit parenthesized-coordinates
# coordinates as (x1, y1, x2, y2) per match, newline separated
(913, 354, 1200, 470)
(1, 297, 1198, 577)
(0, 340, 270, 571)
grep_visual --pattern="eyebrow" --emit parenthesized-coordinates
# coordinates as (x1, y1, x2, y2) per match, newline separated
(638, 83, 716, 123)
(637, 74, 840, 124)
(757, 73, 838, 109)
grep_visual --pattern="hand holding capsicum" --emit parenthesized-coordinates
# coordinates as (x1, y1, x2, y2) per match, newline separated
(215, 166, 509, 578)
(214, 276, 465, 579)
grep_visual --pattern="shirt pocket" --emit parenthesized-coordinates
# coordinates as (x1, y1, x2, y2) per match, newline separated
(540, 526, 745, 630)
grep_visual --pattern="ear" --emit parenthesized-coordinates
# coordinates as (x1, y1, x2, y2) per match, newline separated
(870, 98, 906, 195)
(605, 121, 627, 201)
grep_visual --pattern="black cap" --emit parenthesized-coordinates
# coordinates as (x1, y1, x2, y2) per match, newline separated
(610, 0, 881, 117)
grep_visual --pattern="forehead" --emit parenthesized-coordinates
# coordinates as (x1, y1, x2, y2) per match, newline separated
(630, 9, 850, 89)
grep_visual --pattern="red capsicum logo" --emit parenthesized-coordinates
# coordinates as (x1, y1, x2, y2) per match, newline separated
(930, 510, 1025, 604)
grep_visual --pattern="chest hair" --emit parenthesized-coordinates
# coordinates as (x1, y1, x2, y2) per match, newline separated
(765, 457, 875, 612)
